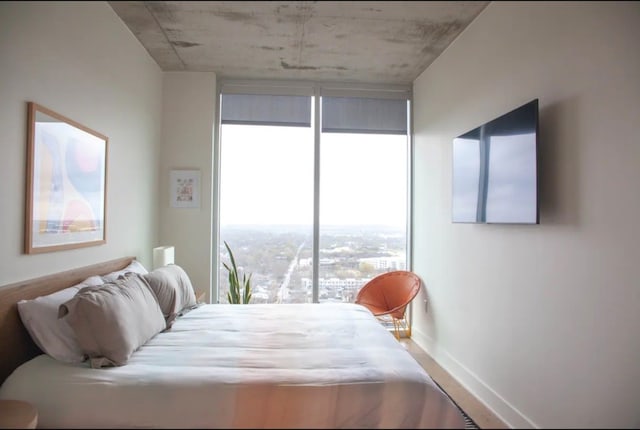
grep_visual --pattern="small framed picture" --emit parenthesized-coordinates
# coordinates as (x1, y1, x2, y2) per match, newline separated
(170, 169, 201, 209)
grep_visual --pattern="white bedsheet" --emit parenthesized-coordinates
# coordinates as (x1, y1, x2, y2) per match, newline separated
(0, 303, 465, 429)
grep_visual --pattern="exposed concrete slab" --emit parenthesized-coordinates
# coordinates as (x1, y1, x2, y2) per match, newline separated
(109, 1, 488, 84)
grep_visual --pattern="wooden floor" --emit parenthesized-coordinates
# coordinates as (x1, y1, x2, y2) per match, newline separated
(400, 339, 509, 429)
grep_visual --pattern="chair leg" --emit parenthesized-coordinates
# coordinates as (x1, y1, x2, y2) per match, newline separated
(391, 317, 411, 340)
(375, 316, 409, 340)
(401, 316, 411, 338)
(392, 318, 401, 340)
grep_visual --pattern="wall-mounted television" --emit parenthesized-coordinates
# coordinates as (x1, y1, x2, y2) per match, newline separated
(452, 99, 539, 224)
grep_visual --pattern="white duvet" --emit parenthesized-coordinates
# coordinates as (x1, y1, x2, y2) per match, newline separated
(0, 303, 465, 429)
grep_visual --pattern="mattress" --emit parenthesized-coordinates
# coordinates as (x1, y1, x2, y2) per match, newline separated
(0, 303, 465, 428)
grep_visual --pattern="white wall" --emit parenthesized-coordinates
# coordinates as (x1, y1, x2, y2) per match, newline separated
(160, 72, 216, 302)
(412, 2, 640, 428)
(0, 1, 163, 286)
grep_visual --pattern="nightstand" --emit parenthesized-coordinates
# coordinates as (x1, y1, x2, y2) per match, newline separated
(0, 399, 38, 429)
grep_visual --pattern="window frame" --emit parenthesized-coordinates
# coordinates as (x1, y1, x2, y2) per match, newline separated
(213, 79, 414, 310)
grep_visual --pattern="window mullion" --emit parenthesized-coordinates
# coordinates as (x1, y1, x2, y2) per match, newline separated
(312, 86, 321, 303)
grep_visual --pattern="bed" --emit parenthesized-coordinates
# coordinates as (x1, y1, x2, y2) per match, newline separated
(0, 257, 466, 429)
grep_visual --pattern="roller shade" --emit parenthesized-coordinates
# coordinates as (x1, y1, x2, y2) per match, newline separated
(322, 96, 408, 135)
(221, 94, 311, 127)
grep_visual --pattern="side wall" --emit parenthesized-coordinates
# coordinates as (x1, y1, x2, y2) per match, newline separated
(0, 1, 163, 285)
(160, 72, 216, 302)
(412, 2, 640, 428)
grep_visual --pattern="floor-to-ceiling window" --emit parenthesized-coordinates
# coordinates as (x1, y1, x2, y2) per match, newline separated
(217, 82, 411, 311)
(316, 93, 409, 303)
(219, 123, 314, 303)
(317, 132, 407, 303)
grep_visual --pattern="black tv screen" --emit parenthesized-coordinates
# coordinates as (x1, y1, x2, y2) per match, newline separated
(452, 99, 539, 224)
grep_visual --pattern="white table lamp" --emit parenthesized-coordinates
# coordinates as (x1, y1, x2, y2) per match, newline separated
(153, 246, 175, 269)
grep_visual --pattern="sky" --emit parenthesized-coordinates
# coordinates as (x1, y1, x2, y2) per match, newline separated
(219, 124, 408, 228)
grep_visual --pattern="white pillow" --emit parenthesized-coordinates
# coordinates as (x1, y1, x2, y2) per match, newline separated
(101, 260, 148, 282)
(17, 275, 104, 363)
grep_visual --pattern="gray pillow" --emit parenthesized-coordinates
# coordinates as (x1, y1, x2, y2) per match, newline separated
(142, 264, 197, 328)
(101, 259, 148, 282)
(58, 275, 165, 369)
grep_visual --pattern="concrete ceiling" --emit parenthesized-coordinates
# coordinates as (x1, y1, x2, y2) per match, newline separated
(109, 1, 489, 84)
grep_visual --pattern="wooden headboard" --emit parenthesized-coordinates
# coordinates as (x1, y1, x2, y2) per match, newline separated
(0, 256, 135, 385)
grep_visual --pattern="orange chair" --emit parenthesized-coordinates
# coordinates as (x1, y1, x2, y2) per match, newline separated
(355, 270, 422, 339)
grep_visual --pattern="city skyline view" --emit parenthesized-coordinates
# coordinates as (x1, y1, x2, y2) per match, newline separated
(218, 223, 406, 304)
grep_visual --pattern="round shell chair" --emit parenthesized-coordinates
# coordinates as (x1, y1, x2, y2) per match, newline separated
(355, 270, 422, 340)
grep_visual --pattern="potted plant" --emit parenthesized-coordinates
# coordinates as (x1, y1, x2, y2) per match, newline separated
(223, 241, 252, 304)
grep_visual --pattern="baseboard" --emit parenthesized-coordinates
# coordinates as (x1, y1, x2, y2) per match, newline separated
(411, 328, 539, 429)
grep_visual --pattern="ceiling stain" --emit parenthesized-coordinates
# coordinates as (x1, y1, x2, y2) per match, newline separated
(260, 46, 285, 51)
(280, 61, 347, 72)
(281, 60, 318, 70)
(172, 41, 201, 48)
(213, 10, 254, 22)
(417, 20, 466, 43)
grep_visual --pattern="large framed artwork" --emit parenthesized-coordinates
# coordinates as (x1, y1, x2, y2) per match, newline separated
(25, 102, 108, 254)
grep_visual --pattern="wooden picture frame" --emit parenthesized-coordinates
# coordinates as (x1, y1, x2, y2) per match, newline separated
(170, 169, 201, 209)
(25, 102, 108, 254)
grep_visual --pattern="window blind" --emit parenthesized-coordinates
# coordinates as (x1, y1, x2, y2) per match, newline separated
(321, 96, 408, 135)
(221, 94, 311, 127)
